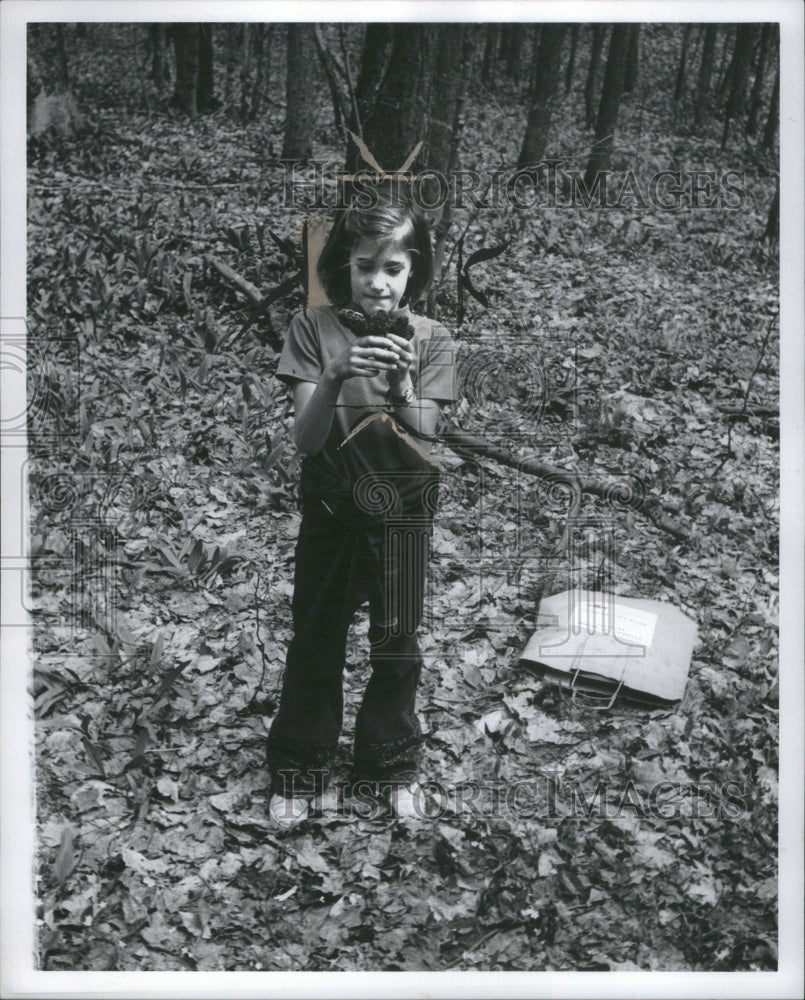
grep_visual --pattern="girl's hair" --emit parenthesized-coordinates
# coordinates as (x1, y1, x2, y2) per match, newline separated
(317, 182, 434, 308)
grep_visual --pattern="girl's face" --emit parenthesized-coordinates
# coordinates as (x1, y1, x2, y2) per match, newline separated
(349, 237, 413, 314)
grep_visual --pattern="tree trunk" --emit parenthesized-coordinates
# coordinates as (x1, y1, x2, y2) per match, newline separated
(482, 24, 499, 88)
(673, 24, 691, 104)
(584, 24, 630, 187)
(761, 64, 779, 150)
(360, 25, 437, 175)
(149, 25, 170, 85)
(171, 24, 199, 115)
(345, 24, 394, 172)
(428, 29, 475, 314)
(251, 24, 269, 118)
(746, 23, 772, 136)
(239, 24, 253, 121)
(526, 26, 542, 101)
(716, 26, 735, 100)
(623, 25, 639, 95)
(283, 24, 317, 161)
(584, 25, 606, 128)
(197, 24, 215, 111)
(27, 36, 84, 137)
(694, 25, 717, 127)
(763, 180, 779, 243)
(224, 24, 236, 108)
(518, 24, 566, 168)
(721, 25, 756, 147)
(427, 26, 467, 175)
(564, 24, 579, 94)
(55, 24, 70, 89)
(501, 25, 524, 80)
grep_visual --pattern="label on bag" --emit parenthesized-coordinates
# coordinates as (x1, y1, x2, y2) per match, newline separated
(573, 598, 658, 648)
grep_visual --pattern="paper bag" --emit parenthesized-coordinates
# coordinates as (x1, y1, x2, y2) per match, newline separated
(519, 589, 698, 706)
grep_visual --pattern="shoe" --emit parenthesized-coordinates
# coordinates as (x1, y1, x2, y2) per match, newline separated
(269, 794, 311, 829)
(388, 782, 425, 820)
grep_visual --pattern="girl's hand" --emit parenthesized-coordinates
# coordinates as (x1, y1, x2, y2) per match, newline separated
(385, 333, 415, 388)
(328, 336, 401, 380)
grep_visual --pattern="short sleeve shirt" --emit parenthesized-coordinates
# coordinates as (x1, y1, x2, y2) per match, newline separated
(276, 305, 458, 509)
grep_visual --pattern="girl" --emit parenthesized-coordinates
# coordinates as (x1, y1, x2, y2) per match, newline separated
(267, 183, 457, 827)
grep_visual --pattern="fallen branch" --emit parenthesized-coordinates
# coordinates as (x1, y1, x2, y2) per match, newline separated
(211, 258, 691, 542)
(439, 424, 690, 542)
(209, 255, 262, 302)
(718, 404, 778, 418)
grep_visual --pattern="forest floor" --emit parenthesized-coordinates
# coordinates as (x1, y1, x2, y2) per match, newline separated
(27, 74, 780, 972)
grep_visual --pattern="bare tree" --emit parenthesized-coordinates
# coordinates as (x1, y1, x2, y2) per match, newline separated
(283, 25, 317, 162)
(673, 24, 691, 105)
(584, 24, 630, 187)
(623, 25, 640, 95)
(694, 25, 717, 127)
(171, 24, 200, 115)
(359, 24, 438, 173)
(584, 25, 606, 128)
(518, 25, 566, 168)
(761, 63, 779, 150)
(345, 25, 394, 173)
(721, 25, 756, 146)
(564, 24, 579, 94)
(482, 25, 499, 89)
(746, 24, 772, 137)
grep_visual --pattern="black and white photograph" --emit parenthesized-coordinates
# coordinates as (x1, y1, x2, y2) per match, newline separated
(1, 1, 802, 996)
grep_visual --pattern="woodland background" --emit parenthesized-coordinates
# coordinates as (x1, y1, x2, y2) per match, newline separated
(26, 21, 780, 972)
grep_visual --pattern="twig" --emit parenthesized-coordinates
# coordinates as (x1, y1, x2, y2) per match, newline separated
(716, 317, 776, 471)
(208, 254, 262, 302)
(248, 570, 272, 707)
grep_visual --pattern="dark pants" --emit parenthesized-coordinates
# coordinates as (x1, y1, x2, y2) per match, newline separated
(267, 505, 431, 798)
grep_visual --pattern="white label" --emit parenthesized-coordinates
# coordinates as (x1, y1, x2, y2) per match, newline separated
(573, 598, 657, 647)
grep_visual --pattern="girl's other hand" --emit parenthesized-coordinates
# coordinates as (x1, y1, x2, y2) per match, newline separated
(329, 335, 400, 380)
(385, 333, 414, 386)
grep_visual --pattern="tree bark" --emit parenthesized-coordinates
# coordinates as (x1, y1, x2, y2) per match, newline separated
(746, 23, 771, 136)
(584, 24, 630, 187)
(427, 25, 468, 175)
(623, 25, 639, 95)
(761, 64, 779, 150)
(721, 25, 756, 146)
(196, 24, 215, 111)
(55, 24, 70, 89)
(673, 24, 691, 104)
(584, 25, 606, 128)
(171, 24, 199, 115)
(715, 26, 734, 99)
(148, 25, 170, 85)
(428, 29, 475, 314)
(283, 24, 317, 162)
(345, 24, 394, 173)
(693, 25, 717, 127)
(763, 180, 779, 244)
(482, 24, 499, 88)
(518, 24, 566, 168)
(360, 24, 437, 174)
(251, 24, 267, 118)
(501, 25, 525, 79)
(564, 24, 579, 94)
